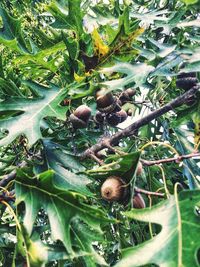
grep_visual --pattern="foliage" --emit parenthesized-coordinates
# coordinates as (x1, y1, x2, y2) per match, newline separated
(0, 0, 199, 266)
(116, 189, 200, 267)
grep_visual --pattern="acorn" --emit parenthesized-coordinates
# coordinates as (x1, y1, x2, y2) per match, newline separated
(132, 193, 146, 209)
(106, 113, 121, 126)
(117, 109, 128, 123)
(126, 88, 136, 97)
(119, 88, 136, 104)
(101, 176, 127, 202)
(69, 105, 91, 129)
(96, 92, 117, 113)
(106, 109, 128, 126)
(136, 161, 143, 176)
(94, 111, 105, 124)
(176, 72, 198, 91)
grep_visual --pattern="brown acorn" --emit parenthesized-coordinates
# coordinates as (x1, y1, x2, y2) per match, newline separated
(106, 113, 121, 126)
(69, 105, 91, 129)
(119, 88, 136, 104)
(125, 88, 136, 98)
(101, 176, 127, 202)
(117, 109, 128, 123)
(106, 109, 128, 126)
(96, 92, 117, 113)
(94, 111, 105, 124)
(136, 161, 143, 176)
(133, 193, 146, 209)
(73, 105, 91, 121)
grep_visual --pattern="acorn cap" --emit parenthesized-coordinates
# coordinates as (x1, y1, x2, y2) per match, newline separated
(133, 193, 146, 209)
(113, 103, 122, 112)
(176, 72, 198, 91)
(69, 113, 87, 129)
(101, 176, 127, 202)
(177, 72, 196, 78)
(73, 105, 91, 121)
(96, 93, 117, 113)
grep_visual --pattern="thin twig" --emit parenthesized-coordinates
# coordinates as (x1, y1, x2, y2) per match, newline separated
(135, 187, 165, 198)
(89, 153, 104, 165)
(141, 152, 200, 166)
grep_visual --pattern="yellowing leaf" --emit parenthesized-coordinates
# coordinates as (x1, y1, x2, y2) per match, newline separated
(192, 103, 200, 147)
(92, 28, 109, 58)
(111, 27, 145, 57)
(74, 72, 85, 82)
(193, 115, 200, 146)
(128, 27, 145, 44)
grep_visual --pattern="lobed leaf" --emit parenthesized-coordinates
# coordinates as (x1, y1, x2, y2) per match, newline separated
(115, 190, 200, 267)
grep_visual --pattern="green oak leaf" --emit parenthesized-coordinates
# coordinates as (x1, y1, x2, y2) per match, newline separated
(180, 0, 199, 5)
(71, 218, 108, 266)
(115, 190, 200, 267)
(15, 169, 110, 261)
(0, 81, 67, 147)
(0, 7, 30, 53)
(47, 0, 83, 35)
(18, 224, 89, 267)
(130, 9, 170, 24)
(13, 41, 66, 73)
(37, 139, 93, 196)
(86, 151, 141, 181)
(100, 63, 154, 92)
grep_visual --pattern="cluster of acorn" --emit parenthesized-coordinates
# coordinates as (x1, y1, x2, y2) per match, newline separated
(95, 88, 136, 126)
(100, 161, 146, 209)
(69, 88, 136, 129)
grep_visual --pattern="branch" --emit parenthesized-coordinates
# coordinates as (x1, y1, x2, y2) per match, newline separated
(0, 170, 16, 187)
(141, 152, 200, 166)
(0, 161, 26, 187)
(81, 84, 199, 159)
(135, 187, 165, 198)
